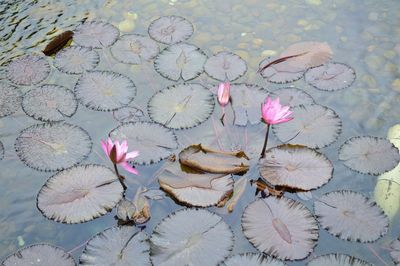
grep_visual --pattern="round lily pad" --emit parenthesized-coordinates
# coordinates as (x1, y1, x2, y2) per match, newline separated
(338, 136, 400, 175)
(272, 104, 342, 148)
(269, 87, 314, 107)
(307, 254, 372, 266)
(314, 190, 388, 242)
(148, 15, 194, 45)
(259, 145, 333, 191)
(148, 83, 214, 129)
(109, 122, 178, 165)
(305, 62, 356, 91)
(2, 244, 75, 266)
(73, 21, 119, 48)
(15, 122, 92, 172)
(80, 226, 150, 265)
(113, 106, 145, 123)
(74, 71, 136, 112)
(204, 52, 247, 82)
(111, 34, 159, 64)
(259, 57, 305, 84)
(154, 43, 207, 81)
(54, 46, 100, 74)
(221, 253, 287, 266)
(0, 82, 22, 117)
(150, 208, 234, 266)
(242, 197, 318, 260)
(7, 55, 50, 86)
(22, 84, 78, 122)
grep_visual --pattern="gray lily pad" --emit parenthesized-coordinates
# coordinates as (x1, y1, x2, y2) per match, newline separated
(111, 34, 159, 64)
(0, 82, 22, 118)
(73, 21, 119, 48)
(259, 57, 305, 84)
(390, 238, 400, 265)
(204, 52, 247, 82)
(80, 226, 151, 266)
(116, 199, 136, 222)
(148, 83, 214, 129)
(7, 55, 50, 86)
(154, 43, 207, 81)
(307, 254, 372, 266)
(113, 106, 145, 123)
(269, 87, 314, 107)
(148, 15, 194, 45)
(54, 46, 100, 74)
(221, 253, 287, 266)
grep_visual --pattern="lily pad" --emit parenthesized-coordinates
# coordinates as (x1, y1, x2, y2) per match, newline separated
(314, 190, 388, 242)
(307, 254, 372, 266)
(54, 46, 100, 74)
(22, 84, 78, 122)
(7, 55, 50, 86)
(15, 122, 92, 172)
(37, 164, 124, 223)
(338, 136, 400, 175)
(111, 34, 159, 64)
(2, 244, 75, 266)
(305, 62, 356, 91)
(158, 161, 233, 207)
(150, 209, 234, 266)
(179, 144, 249, 174)
(116, 199, 136, 222)
(259, 57, 305, 84)
(148, 83, 214, 129)
(131, 186, 151, 224)
(226, 176, 248, 213)
(229, 83, 268, 126)
(109, 122, 178, 165)
(148, 15, 194, 45)
(204, 52, 247, 82)
(242, 197, 318, 260)
(272, 104, 342, 148)
(0, 82, 22, 117)
(154, 43, 207, 81)
(221, 253, 287, 266)
(269, 87, 314, 107)
(113, 106, 145, 123)
(80, 226, 151, 266)
(259, 145, 333, 191)
(74, 70, 136, 112)
(390, 238, 400, 265)
(73, 21, 119, 48)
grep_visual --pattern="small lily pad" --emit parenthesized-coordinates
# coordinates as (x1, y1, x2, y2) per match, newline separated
(111, 34, 159, 64)
(269, 87, 314, 107)
(116, 199, 136, 222)
(0, 82, 22, 118)
(204, 52, 247, 82)
(54, 46, 100, 74)
(148, 15, 194, 44)
(113, 106, 145, 124)
(73, 21, 119, 48)
(7, 55, 50, 86)
(307, 254, 372, 266)
(132, 186, 151, 224)
(221, 253, 287, 266)
(259, 57, 305, 84)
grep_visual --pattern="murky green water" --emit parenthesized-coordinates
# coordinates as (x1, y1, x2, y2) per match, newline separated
(1, 0, 400, 264)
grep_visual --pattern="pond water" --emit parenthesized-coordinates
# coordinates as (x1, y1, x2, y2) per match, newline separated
(1, 0, 400, 265)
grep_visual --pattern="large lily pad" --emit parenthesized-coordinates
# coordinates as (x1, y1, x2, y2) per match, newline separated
(37, 164, 124, 223)
(150, 209, 234, 266)
(73, 21, 119, 48)
(154, 43, 207, 81)
(179, 144, 249, 174)
(272, 104, 342, 148)
(204, 52, 247, 81)
(259, 145, 333, 191)
(242, 197, 318, 260)
(54, 46, 100, 74)
(7, 55, 50, 86)
(307, 254, 372, 266)
(111, 34, 159, 64)
(148, 83, 214, 129)
(314, 190, 388, 242)
(80, 226, 150, 265)
(269, 87, 314, 107)
(109, 122, 178, 165)
(0, 82, 22, 118)
(221, 253, 287, 266)
(148, 15, 194, 45)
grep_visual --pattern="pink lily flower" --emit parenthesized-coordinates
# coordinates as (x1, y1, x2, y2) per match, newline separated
(261, 96, 293, 125)
(101, 137, 139, 175)
(217, 82, 230, 107)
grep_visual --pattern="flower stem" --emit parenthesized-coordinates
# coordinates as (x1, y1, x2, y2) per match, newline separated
(113, 163, 127, 190)
(260, 124, 270, 159)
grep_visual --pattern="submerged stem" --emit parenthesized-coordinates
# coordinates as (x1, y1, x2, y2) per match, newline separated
(114, 163, 127, 190)
(260, 124, 270, 159)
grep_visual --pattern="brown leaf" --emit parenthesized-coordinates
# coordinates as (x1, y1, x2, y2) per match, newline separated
(42, 30, 74, 56)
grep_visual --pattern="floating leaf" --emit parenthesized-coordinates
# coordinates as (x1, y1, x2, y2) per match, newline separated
(113, 106, 145, 123)
(148, 83, 214, 129)
(132, 186, 151, 224)
(80, 226, 151, 266)
(158, 161, 233, 207)
(116, 199, 136, 222)
(148, 15, 194, 45)
(179, 144, 249, 174)
(154, 43, 207, 81)
(314, 190, 388, 242)
(109, 122, 178, 165)
(0, 140, 4, 161)
(74, 70, 136, 112)
(269, 87, 314, 107)
(141, 188, 166, 200)
(259, 57, 304, 84)
(374, 179, 400, 220)
(388, 124, 400, 149)
(0, 82, 22, 118)
(204, 52, 247, 82)
(42, 30, 74, 56)
(7, 55, 50, 86)
(390, 238, 400, 265)
(229, 83, 268, 126)
(150, 209, 234, 266)
(305, 62, 356, 91)
(259, 145, 333, 191)
(338, 136, 400, 175)
(37, 164, 123, 223)
(273, 104, 342, 148)
(111, 34, 159, 64)
(307, 253, 372, 266)
(73, 21, 119, 48)
(226, 176, 247, 213)
(54, 46, 100, 74)
(2, 244, 75, 266)
(242, 197, 318, 260)
(221, 253, 287, 266)
(15, 122, 92, 172)
(22, 84, 78, 122)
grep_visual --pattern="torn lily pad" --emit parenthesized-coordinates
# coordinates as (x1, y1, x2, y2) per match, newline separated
(80, 226, 150, 266)
(132, 186, 151, 224)
(116, 199, 136, 222)
(150, 209, 234, 266)
(307, 254, 372, 266)
(204, 51, 247, 82)
(74, 21, 119, 48)
(269, 87, 314, 107)
(148, 83, 214, 129)
(221, 253, 287, 266)
(148, 15, 194, 45)
(7, 55, 50, 86)
(154, 43, 207, 81)
(54, 46, 100, 74)
(0, 82, 22, 118)
(179, 144, 249, 174)
(111, 34, 159, 64)
(226, 176, 247, 213)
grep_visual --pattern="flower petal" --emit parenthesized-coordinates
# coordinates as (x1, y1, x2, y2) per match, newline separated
(125, 150, 139, 160)
(101, 139, 109, 157)
(121, 162, 139, 175)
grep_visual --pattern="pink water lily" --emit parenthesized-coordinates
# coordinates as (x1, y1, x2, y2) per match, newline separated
(101, 137, 139, 175)
(261, 96, 293, 125)
(217, 82, 230, 107)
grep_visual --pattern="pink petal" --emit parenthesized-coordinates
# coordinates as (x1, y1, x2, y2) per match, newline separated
(121, 162, 139, 175)
(125, 150, 139, 160)
(106, 138, 114, 154)
(101, 140, 110, 157)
